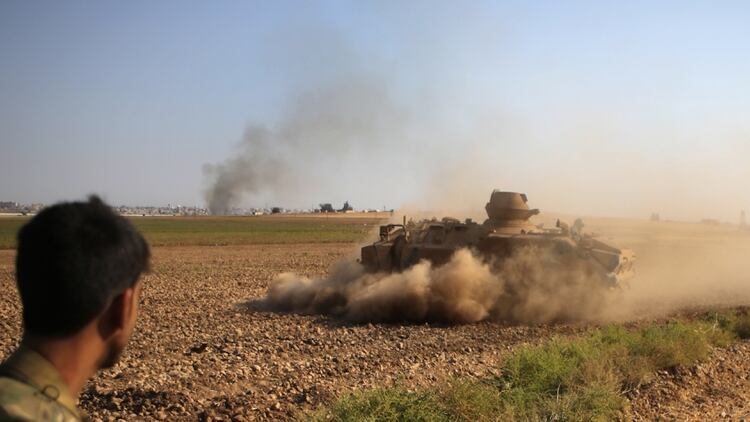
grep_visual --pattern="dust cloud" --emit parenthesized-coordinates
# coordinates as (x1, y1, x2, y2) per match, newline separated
(260, 246, 611, 324)
(257, 218, 750, 325)
(593, 219, 750, 320)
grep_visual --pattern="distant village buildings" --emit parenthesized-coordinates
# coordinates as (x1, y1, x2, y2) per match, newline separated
(1, 199, 391, 217)
(0, 201, 19, 211)
(115, 204, 210, 216)
(0, 200, 210, 216)
(0, 201, 44, 214)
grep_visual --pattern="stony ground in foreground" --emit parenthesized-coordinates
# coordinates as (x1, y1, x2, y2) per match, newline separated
(1, 243, 749, 421)
(629, 341, 750, 421)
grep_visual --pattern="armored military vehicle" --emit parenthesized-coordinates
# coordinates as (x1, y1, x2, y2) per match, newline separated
(361, 190, 635, 287)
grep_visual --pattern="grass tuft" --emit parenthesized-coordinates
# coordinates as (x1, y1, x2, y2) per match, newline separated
(702, 308, 750, 340)
(308, 386, 449, 422)
(438, 380, 505, 422)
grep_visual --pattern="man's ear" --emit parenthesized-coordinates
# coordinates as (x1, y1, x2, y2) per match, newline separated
(99, 288, 135, 340)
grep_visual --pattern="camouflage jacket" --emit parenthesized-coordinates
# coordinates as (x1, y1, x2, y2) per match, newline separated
(0, 347, 81, 421)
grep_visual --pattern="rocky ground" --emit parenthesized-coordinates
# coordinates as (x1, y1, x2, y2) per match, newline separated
(1, 243, 749, 421)
(629, 341, 750, 421)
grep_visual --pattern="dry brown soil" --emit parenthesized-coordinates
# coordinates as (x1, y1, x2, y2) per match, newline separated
(629, 341, 750, 421)
(2, 219, 750, 421)
(0, 244, 584, 421)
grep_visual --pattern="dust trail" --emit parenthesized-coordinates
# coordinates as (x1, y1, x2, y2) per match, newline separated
(547, 218, 750, 322)
(609, 226, 750, 320)
(258, 218, 750, 324)
(260, 246, 611, 324)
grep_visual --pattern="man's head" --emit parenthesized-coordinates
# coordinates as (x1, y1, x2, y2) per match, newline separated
(16, 196, 150, 368)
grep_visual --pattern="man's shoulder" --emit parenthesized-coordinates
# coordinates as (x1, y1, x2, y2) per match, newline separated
(0, 376, 79, 422)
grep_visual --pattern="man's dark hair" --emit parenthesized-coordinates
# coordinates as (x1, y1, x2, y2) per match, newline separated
(16, 195, 150, 337)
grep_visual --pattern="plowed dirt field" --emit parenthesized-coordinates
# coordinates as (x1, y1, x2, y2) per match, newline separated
(2, 216, 750, 421)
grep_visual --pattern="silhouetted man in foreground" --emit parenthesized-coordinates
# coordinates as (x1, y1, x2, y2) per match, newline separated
(0, 196, 150, 421)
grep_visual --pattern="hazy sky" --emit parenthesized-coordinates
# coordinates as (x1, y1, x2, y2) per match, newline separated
(1, 1, 748, 220)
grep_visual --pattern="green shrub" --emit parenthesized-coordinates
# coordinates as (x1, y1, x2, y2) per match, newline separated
(502, 337, 596, 396)
(308, 386, 449, 422)
(626, 321, 711, 369)
(557, 381, 625, 422)
(734, 314, 750, 339)
(703, 309, 750, 340)
(438, 380, 505, 422)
